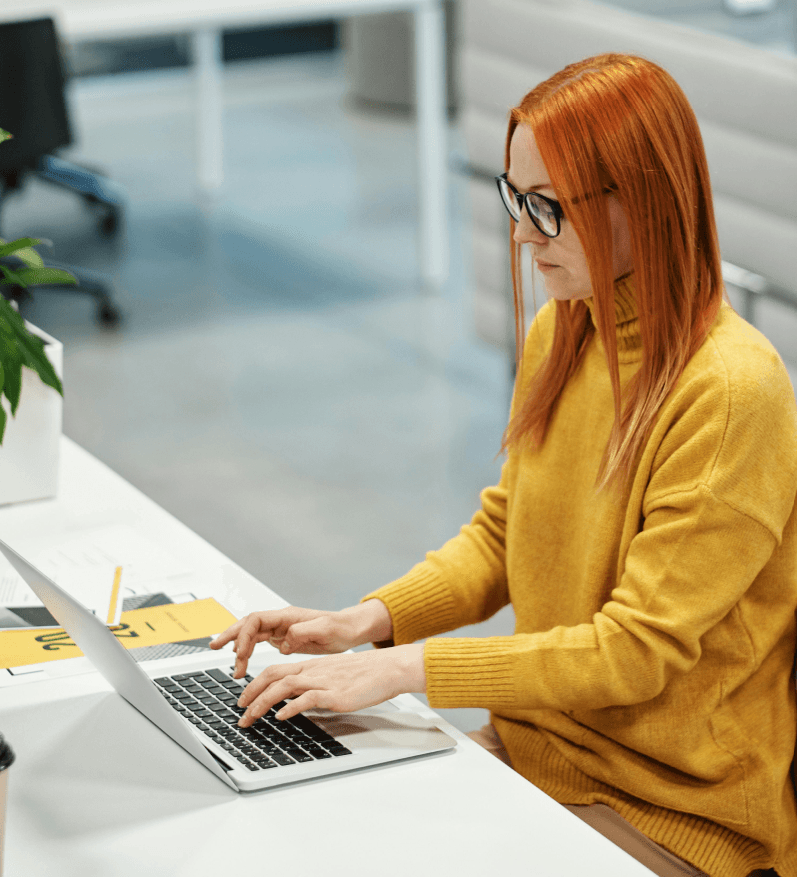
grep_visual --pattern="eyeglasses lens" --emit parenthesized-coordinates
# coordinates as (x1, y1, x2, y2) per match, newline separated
(528, 194, 557, 236)
(498, 179, 558, 236)
(498, 178, 521, 222)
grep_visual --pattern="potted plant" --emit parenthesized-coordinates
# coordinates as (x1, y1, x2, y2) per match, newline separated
(0, 127, 76, 503)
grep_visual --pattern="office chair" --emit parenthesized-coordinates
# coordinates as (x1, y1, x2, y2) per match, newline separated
(0, 16, 123, 327)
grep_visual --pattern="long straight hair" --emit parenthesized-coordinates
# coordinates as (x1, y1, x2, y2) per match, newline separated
(502, 54, 731, 495)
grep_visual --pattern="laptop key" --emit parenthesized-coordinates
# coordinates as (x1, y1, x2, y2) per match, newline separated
(253, 757, 277, 769)
(269, 751, 295, 766)
(284, 749, 314, 763)
(305, 745, 332, 759)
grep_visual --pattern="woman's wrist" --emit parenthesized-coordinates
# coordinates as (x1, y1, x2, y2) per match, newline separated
(344, 598, 393, 645)
(396, 643, 426, 693)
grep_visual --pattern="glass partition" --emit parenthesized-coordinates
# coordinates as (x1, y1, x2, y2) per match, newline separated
(596, 0, 796, 56)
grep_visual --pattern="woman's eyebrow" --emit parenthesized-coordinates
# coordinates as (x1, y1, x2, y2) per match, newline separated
(506, 175, 552, 193)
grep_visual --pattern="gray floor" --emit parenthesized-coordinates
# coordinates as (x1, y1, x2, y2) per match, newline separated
(2, 49, 795, 734)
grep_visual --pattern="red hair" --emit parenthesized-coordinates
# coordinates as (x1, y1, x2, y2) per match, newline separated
(502, 54, 732, 495)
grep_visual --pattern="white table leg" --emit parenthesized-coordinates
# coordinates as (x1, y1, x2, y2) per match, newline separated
(191, 28, 225, 195)
(414, 0, 449, 290)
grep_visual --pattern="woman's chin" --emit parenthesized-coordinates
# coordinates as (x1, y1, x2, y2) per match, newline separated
(543, 279, 592, 302)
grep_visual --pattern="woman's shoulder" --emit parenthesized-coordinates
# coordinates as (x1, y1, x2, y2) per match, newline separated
(669, 301, 797, 461)
(688, 301, 795, 406)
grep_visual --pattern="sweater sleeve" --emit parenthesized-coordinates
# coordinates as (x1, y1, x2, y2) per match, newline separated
(423, 487, 779, 710)
(360, 455, 512, 647)
(424, 334, 797, 712)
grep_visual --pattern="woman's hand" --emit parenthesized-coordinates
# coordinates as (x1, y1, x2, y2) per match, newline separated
(209, 600, 392, 678)
(235, 643, 426, 726)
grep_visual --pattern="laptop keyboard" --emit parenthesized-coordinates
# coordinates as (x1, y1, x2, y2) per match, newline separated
(154, 667, 352, 772)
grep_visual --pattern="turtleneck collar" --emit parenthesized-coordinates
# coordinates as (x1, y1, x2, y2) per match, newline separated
(582, 273, 642, 362)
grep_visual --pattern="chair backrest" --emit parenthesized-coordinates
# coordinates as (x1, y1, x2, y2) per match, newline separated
(0, 17, 72, 174)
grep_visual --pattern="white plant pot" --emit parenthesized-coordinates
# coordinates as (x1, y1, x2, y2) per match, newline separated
(0, 322, 62, 505)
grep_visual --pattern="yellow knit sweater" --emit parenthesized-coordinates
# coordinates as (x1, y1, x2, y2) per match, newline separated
(362, 276, 797, 877)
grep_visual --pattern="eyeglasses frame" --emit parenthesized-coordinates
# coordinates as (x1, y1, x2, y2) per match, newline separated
(495, 172, 565, 238)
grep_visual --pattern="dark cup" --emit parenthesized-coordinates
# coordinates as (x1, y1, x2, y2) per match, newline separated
(0, 735, 13, 877)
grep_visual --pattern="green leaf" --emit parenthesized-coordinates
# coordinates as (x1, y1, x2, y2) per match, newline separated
(10, 322, 62, 397)
(0, 296, 62, 414)
(0, 294, 27, 334)
(1, 341, 22, 415)
(3, 267, 77, 288)
(10, 247, 45, 269)
(0, 246, 66, 426)
(0, 129, 11, 145)
(0, 238, 42, 259)
(0, 264, 29, 288)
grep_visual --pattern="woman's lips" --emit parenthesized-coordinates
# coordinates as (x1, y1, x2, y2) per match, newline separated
(535, 259, 559, 273)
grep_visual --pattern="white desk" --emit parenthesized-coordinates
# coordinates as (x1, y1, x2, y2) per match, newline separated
(0, 0, 449, 289)
(0, 437, 653, 875)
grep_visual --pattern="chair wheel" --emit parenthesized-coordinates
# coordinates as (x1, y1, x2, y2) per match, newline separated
(97, 302, 121, 327)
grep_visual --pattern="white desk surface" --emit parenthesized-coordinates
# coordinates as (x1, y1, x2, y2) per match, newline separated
(1, 0, 434, 40)
(0, 437, 652, 875)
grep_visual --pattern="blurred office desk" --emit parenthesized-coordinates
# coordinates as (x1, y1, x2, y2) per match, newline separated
(1, 0, 448, 289)
(0, 436, 653, 876)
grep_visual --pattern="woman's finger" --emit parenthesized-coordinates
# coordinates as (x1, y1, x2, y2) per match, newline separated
(209, 618, 244, 649)
(240, 674, 310, 726)
(273, 689, 330, 721)
(239, 661, 302, 706)
(282, 617, 330, 654)
(232, 614, 275, 672)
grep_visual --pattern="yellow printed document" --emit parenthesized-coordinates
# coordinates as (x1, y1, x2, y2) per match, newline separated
(0, 598, 237, 669)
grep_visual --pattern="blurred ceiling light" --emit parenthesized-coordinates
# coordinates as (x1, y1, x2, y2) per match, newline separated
(722, 0, 778, 14)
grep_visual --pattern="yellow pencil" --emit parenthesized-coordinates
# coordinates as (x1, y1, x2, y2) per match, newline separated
(107, 566, 122, 625)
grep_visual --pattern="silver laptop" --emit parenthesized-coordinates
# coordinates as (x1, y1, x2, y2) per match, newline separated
(0, 538, 456, 792)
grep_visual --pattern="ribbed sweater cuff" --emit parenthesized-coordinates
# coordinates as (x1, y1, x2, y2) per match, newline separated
(360, 564, 457, 647)
(424, 636, 518, 709)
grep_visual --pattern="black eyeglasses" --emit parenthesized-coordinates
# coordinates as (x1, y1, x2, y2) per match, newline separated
(495, 172, 564, 237)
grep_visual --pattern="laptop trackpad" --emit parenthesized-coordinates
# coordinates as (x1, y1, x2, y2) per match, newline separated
(304, 704, 456, 754)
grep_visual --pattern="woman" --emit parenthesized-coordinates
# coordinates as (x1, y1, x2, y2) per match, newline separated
(212, 54, 797, 877)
